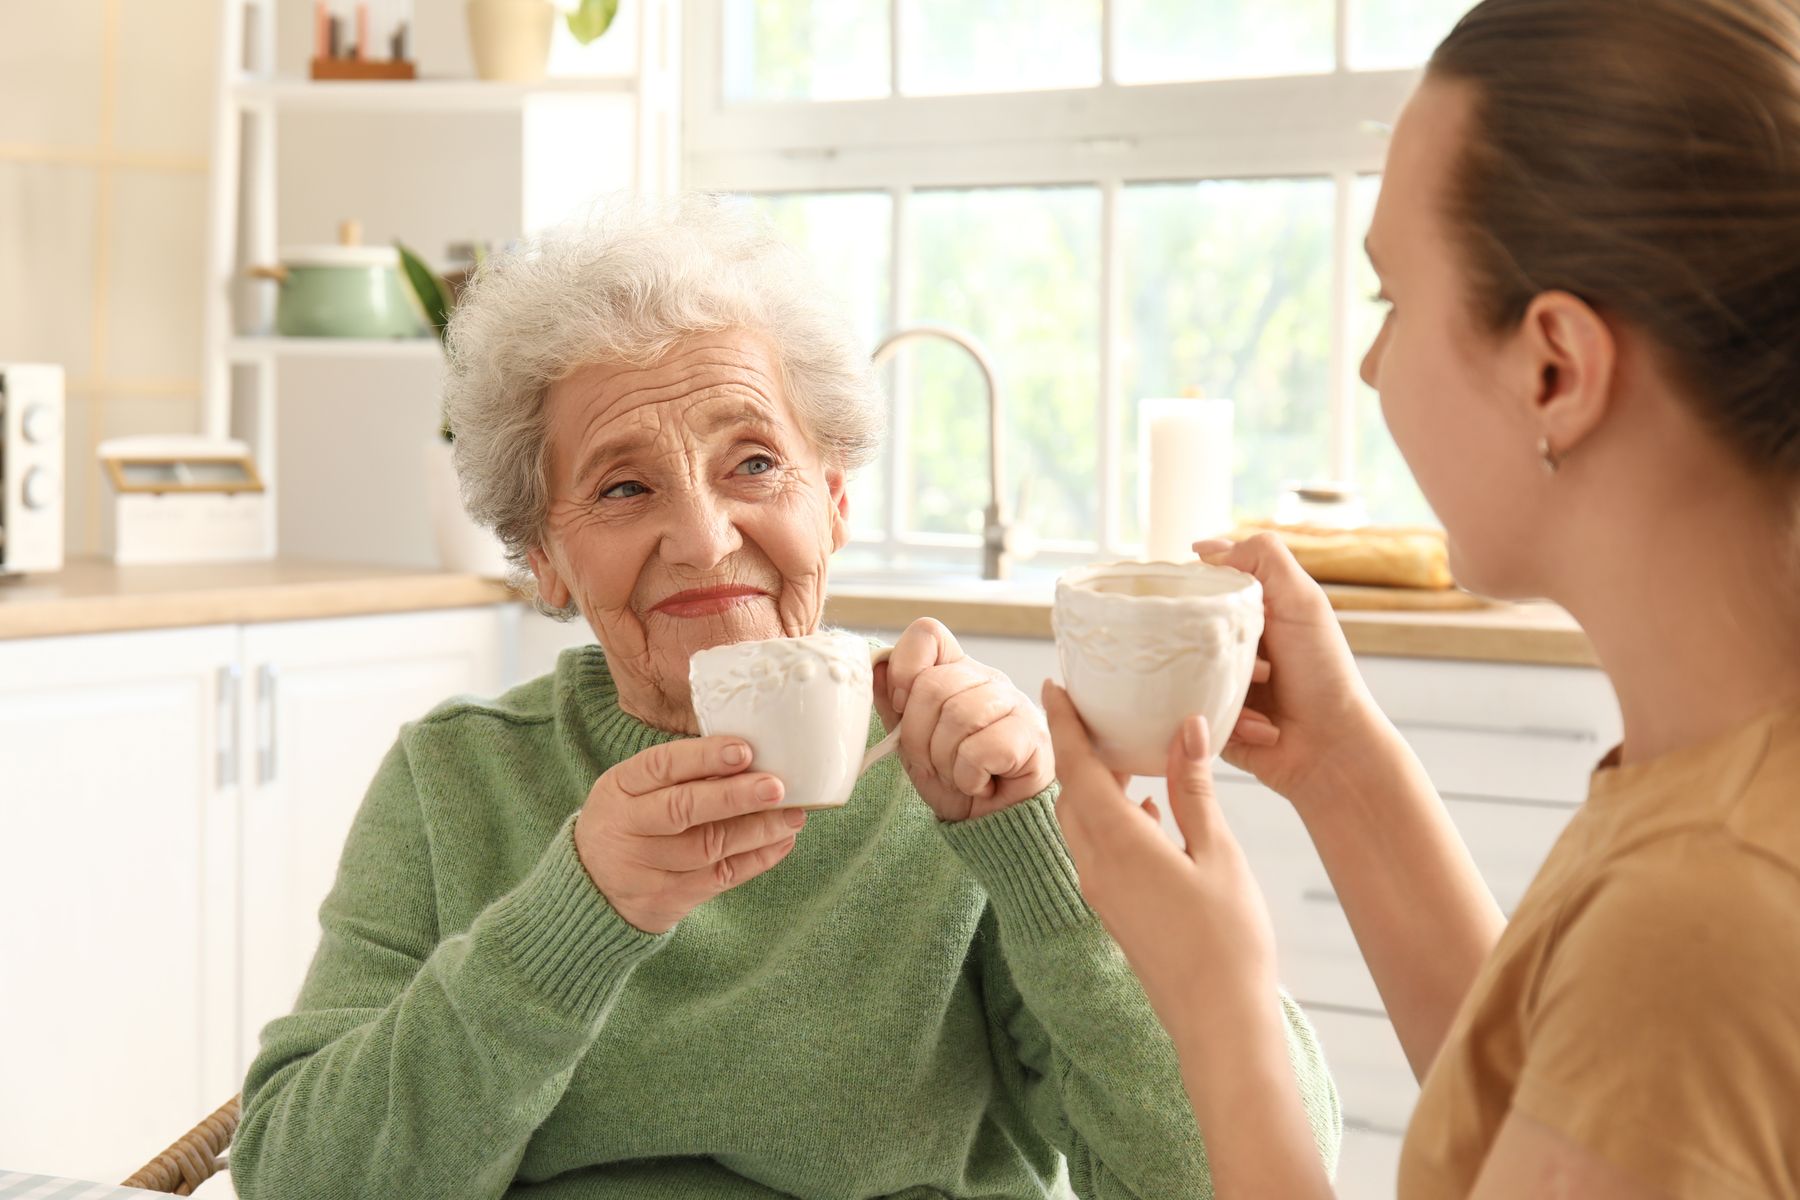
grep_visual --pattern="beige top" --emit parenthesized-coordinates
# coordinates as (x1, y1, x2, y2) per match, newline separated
(1400, 702, 1800, 1198)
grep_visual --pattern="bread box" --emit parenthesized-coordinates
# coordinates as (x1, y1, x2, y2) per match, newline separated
(99, 435, 271, 564)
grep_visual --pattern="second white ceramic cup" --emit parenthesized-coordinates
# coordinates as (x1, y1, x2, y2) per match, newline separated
(688, 631, 900, 810)
(1053, 560, 1265, 777)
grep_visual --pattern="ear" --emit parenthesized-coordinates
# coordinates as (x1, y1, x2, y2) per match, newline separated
(826, 463, 852, 554)
(1518, 290, 1617, 463)
(526, 542, 573, 611)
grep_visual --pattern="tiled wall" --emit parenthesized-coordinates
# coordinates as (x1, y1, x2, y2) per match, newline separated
(0, 0, 216, 555)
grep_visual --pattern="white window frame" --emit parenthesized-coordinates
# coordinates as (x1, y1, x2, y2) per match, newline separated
(682, 0, 1421, 564)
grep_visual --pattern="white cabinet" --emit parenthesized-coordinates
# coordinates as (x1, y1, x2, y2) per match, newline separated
(514, 605, 598, 686)
(1, 607, 1615, 1188)
(238, 609, 504, 1069)
(0, 606, 506, 1183)
(0, 626, 240, 1181)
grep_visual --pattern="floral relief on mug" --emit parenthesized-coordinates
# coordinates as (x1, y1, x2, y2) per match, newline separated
(691, 635, 870, 716)
(1050, 609, 1249, 674)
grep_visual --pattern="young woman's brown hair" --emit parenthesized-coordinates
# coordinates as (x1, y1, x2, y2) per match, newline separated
(1431, 0, 1800, 475)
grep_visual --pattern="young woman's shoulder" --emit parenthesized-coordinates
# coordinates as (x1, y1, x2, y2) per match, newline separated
(1515, 823, 1800, 1199)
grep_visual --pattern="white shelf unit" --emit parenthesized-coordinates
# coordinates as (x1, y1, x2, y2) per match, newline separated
(233, 73, 639, 110)
(200, 0, 680, 565)
(226, 335, 443, 362)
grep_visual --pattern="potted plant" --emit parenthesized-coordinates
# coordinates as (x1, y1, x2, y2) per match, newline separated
(467, 0, 620, 83)
(398, 242, 512, 579)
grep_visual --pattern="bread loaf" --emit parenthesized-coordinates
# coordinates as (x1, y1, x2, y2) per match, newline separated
(1228, 521, 1454, 590)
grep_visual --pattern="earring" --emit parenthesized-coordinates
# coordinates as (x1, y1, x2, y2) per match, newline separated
(1538, 436, 1559, 475)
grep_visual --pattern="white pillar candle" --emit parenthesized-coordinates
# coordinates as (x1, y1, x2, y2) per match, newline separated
(1141, 396, 1234, 562)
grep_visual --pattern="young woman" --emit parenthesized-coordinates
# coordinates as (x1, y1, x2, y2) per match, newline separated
(1044, 0, 1800, 1196)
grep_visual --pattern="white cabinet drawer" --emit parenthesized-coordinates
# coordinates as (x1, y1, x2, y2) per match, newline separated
(1396, 724, 1600, 806)
(1445, 798, 1573, 915)
(1223, 720, 1598, 805)
(1214, 777, 1377, 1011)
(1361, 656, 1619, 806)
(1219, 778, 1574, 1013)
(1360, 656, 1619, 735)
(1307, 1004, 1418, 1136)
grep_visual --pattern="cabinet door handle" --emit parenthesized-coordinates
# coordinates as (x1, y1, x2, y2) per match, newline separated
(1302, 887, 1342, 909)
(257, 663, 279, 785)
(1343, 1115, 1409, 1139)
(1392, 718, 1599, 744)
(216, 664, 242, 788)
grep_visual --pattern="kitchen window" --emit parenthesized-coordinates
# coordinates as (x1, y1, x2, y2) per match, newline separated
(685, 0, 1468, 567)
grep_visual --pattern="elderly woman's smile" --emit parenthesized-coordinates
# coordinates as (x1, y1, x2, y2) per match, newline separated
(650, 585, 771, 620)
(527, 330, 850, 733)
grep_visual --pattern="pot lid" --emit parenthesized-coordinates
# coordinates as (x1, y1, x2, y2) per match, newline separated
(278, 244, 401, 269)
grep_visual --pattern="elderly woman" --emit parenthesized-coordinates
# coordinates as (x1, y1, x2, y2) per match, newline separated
(232, 196, 1339, 1199)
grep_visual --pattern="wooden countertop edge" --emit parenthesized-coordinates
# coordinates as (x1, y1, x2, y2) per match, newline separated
(0, 574, 520, 640)
(823, 592, 1601, 670)
(1336, 618, 1599, 669)
(826, 593, 1054, 640)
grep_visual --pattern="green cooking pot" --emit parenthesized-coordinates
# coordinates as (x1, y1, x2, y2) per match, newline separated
(262, 245, 427, 339)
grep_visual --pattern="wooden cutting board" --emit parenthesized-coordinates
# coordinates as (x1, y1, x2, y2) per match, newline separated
(1322, 583, 1495, 612)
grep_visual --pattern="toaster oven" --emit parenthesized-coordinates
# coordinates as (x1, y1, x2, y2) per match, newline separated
(0, 363, 66, 576)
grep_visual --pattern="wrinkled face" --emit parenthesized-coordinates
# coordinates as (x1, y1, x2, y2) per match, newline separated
(528, 329, 850, 731)
(1361, 78, 1551, 598)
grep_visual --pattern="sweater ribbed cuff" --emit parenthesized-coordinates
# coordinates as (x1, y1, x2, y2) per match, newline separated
(936, 787, 1093, 939)
(489, 813, 671, 1025)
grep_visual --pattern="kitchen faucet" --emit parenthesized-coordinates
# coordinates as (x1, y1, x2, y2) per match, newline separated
(871, 324, 1022, 581)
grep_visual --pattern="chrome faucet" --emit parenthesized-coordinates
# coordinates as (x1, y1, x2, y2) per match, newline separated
(871, 324, 1022, 581)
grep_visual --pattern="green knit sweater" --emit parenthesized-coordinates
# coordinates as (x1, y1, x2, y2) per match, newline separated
(235, 644, 1340, 1198)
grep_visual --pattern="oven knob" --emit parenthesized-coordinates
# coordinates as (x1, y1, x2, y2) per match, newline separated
(22, 467, 58, 511)
(21, 403, 59, 445)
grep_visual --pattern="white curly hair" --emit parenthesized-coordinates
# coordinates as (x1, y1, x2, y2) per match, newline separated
(442, 193, 885, 620)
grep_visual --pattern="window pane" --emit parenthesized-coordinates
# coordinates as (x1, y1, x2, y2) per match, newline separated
(905, 187, 1101, 544)
(900, 0, 1100, 96)
(742, 191, 895, 540)
(1115, 0, 1332, 84)
(1349, 0, 1474, 71)
(1351, 175, 1436, 524)
(1119, 179, 1334, 542)
(723, 0, 889, 102)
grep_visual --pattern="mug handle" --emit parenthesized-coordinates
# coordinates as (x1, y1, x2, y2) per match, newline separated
(861, 645, 903, 773)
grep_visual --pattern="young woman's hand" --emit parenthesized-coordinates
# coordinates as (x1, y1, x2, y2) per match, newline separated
(1043, 682, 1278, 1047)
(1046, 681, 1340, 1200)
(1196, 533, 1398, 812)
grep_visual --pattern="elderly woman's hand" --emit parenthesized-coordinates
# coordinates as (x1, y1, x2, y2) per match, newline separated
(876, 618, 1054, 823)
(574, 737, 806, 933)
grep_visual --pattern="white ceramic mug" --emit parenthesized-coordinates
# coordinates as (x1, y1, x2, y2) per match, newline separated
(688, 631, 901, 810)
(1052, 560, 1265, 777)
